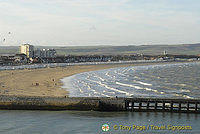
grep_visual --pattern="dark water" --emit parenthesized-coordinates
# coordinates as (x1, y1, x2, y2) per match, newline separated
(0, 110, 199, 134)
(62, 62, 200, 99)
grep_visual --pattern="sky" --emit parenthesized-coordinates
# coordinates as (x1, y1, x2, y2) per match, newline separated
(0, 0, 200, 46)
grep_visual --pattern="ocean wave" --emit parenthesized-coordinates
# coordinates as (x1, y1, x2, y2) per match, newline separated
(133, 80, 152, 86)
(86, 79, 133, 96)
(61, 62, 200, 98)
(144, 88, 165, 94)
(174, 93, 193, 99)
(115, 81, 165, 95)
(93, 75, 106, 81)
(115, 81, 143, 89)
(180, 89, 190, 93)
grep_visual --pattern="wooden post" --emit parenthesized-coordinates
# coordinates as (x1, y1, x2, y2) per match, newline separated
(162, 102, 165, 110)
(132, 101, 134, 111)
(147, 101, 149, 109)
(187, 102, 189, 111)
(139, 102, 142, 110)
(155, 101, 158, 110)
(125, 100, 128, 110)
(129, 102, 132, 111)
(170, 102, 173, 111)
(179, 102, 181, 111)
(195, 102, 198, 112)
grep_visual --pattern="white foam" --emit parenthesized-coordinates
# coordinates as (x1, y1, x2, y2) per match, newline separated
(180, 89, 190, 93)
(134, 76, 139, 79)
(116, 82, 143, 89)
(116, 71, 126, 76)
(79, 88, 83, 93)
(133, 80, 152, 86)
(87, 79, 132, 96)
(182, 95, 193, 99)
(105, 72, 112, 77)
(106, 91, 115, 94)
(144, 88, 152, 91)
(144, 88, 160, 93)
(115, 81, 165, 95)
(101, 93, 110, 97)
(173, 83, 187, 87)
(93, 75, 105, 81)
(175, 93, 193, 99)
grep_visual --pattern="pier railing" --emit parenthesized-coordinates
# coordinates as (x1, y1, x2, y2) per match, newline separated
(124, 98, 200, 113)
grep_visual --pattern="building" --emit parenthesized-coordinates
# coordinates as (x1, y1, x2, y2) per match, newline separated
(14, 54, 27, 63)
(0, 54, 27, 65)
(48, 49, 56, 58)
(20, 44, 34, 58)
(20, 44, 57, 62)
(34, 49, 41, 58)
(40, 49, 56, 58)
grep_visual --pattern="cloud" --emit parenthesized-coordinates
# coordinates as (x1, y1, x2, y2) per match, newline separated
(0, 0, 200, 46)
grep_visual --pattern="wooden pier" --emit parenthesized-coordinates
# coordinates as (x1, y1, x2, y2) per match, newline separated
(0, 95, 199, 113)
(124, 98, 200, 113)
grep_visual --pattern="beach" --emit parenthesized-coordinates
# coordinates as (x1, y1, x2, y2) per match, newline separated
(0, 61, 194, 97)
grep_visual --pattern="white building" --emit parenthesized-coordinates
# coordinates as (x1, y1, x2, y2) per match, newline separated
(20, 44, 34, 58)
(20, 44, 56, 59)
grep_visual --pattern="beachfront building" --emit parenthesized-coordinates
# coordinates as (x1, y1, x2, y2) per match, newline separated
(34, 49, 41, 58)
(20, 44, 34, 58)
(34, 48, 57, 58)
(40, 49, 56, 58)
(20, 44, 56, 61)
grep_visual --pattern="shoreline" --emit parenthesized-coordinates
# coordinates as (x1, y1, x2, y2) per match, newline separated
(0, 61, 198, 97)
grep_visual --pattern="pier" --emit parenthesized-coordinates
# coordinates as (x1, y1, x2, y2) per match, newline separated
(0, 95, 199, 113)
(124, 98, 200, 113)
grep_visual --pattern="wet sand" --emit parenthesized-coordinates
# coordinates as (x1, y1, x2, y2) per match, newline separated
(0, 62, 190, 97)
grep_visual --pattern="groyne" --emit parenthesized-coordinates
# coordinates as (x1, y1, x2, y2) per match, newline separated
(0, 95, 199, 113)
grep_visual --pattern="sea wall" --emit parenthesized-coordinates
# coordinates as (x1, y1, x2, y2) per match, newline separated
(0, 95, 125, 111)
(0, 95, 199, 113)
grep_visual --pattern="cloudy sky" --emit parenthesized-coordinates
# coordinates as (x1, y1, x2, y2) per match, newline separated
(0, 0, 200, 46)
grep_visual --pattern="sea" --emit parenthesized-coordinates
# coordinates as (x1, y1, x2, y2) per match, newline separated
(0, 62, 200, 133)
(61, 62, 200, 99)
(0, 110, 199, 133)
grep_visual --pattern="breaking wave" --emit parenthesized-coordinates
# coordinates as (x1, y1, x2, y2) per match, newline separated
(61, 62, 200, 99)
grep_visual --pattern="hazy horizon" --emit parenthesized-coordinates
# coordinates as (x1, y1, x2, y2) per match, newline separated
(0, 0, 200, 46)
(1, 42, 200, 47)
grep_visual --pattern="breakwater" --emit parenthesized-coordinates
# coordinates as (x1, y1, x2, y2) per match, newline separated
(0, 95, 199, 113)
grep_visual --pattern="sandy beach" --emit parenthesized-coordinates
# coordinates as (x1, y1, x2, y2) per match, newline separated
(0, 62, 189, 97)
